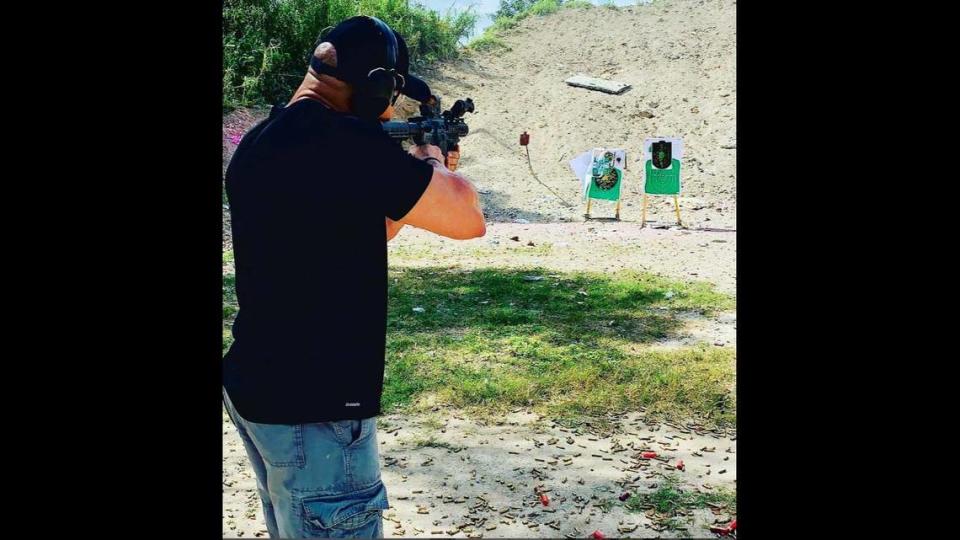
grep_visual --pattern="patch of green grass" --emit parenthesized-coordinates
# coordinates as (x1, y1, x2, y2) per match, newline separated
(223, 272, 237, 353)
(489, 15, 518, 32)
(529, 0, 562, 16)
(625, 475, 736, 516)
(383, 267, 735, 425)
(467, 34, 510, 53)
(409, 435, 464, 452)
(380, 354, 431, 411)
(221, 265, 736, 426)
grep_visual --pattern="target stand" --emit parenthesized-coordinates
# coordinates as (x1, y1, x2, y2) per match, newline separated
(641, 137, 684, 227)
(583, 149, 626, 220)
(640, 193, 683, 227)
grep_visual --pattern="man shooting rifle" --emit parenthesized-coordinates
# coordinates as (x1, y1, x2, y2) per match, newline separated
(222, 15, 486, 539)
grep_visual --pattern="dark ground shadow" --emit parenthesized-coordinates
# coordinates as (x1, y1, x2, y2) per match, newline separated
(385, 267, 724, 346)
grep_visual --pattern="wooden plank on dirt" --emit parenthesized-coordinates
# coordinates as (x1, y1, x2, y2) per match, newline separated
(564, 74, 631, 94)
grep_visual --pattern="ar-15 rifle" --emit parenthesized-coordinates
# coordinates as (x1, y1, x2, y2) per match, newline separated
(382, 95, 475, 157)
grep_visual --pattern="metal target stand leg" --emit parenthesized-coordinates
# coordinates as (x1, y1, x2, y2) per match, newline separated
(641, 194, 648, 227)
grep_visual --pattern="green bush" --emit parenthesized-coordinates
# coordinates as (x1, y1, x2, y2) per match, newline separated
(494, 0, 538, 19)
(469, 34, 511, 53)
(470, 0, 592, 51)
(224, 0, 477, 111)
(529, 0, 562, 16)
(494, 0, 590, 19)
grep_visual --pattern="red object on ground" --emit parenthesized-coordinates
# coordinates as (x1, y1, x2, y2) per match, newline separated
(710, 520, 737, 536)
(539, 493, 550, 506)
(641, 451, 657, 458)
(591, 530, 606, 540)
(676, 459, 685, 471)
(520, 131, 530, 146)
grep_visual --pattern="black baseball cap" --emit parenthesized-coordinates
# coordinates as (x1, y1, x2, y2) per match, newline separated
(392, 32, 431, 103)
(314, 16, 432, 103)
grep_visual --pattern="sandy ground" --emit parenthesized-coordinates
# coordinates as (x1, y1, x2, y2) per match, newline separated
(224, 407, 736, 539)
(222, 0, 736, 536)
(408, 0, 736, 229)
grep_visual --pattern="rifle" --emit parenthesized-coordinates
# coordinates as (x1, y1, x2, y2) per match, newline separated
(382, 95, 475, 157)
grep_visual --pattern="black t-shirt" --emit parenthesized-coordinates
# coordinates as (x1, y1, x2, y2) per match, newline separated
(223, 99, 433, 424)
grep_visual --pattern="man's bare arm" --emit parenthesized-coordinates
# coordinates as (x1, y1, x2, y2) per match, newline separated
(393, 144, 485, 240)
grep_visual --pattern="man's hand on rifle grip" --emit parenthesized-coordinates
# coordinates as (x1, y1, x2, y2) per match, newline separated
(446, 144, 461, 172)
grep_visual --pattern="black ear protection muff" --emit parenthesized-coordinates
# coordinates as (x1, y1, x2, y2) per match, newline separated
(351, 65, 404, 119)
(308, 17, 405, 120)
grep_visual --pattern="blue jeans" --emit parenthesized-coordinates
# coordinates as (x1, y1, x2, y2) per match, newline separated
(223, 388, 388, 538)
